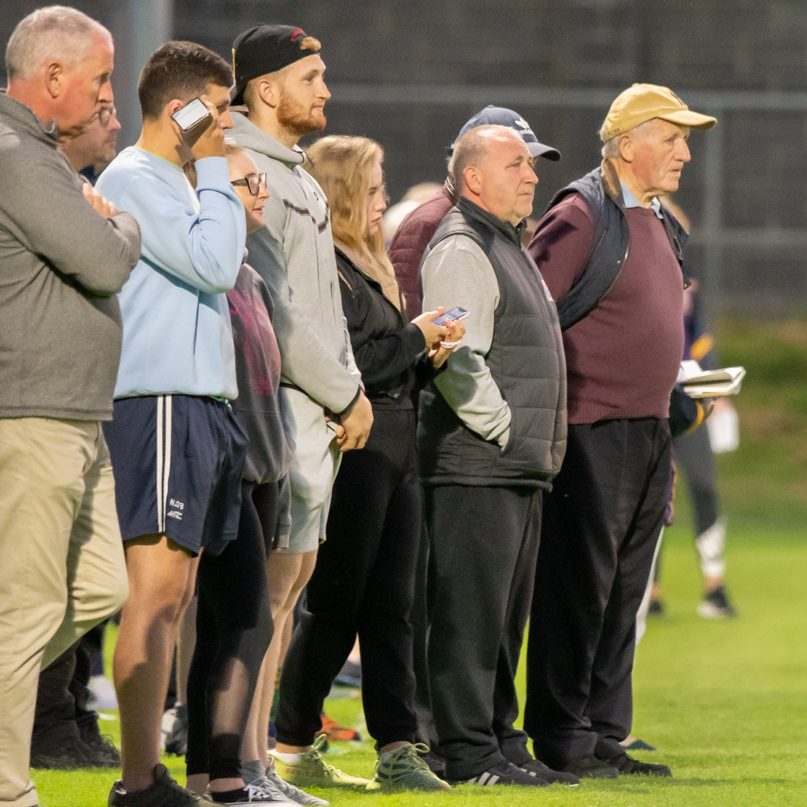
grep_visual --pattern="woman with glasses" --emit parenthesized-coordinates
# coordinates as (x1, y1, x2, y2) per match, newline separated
(183, 146, 317, 805)
(271, 136, 463, 792)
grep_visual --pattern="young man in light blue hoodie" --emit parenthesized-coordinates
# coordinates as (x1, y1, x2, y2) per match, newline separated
(96, 42, 248, 807)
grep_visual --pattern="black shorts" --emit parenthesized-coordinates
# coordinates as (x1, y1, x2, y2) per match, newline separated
(103, 394, 247, 555)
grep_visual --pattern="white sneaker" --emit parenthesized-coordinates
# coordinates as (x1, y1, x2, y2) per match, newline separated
(259, 759, 329, 807)
(88, 674, 118, 710)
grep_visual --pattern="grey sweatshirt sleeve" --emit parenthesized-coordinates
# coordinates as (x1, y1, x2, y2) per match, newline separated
(246, 193, 361, 414)
(2, 151, 140, 296)
(420, 235, 512, 447)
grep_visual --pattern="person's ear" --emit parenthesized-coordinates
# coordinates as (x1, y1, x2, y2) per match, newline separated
(255, 76, 280, 109)
(618, 133, 634, 163)
(167, 98, 185, 117)
(45, 61, 63, 100)
(464, 165, 483, 196)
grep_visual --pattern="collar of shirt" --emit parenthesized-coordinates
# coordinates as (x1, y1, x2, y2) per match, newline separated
(620, 180, 663, 219)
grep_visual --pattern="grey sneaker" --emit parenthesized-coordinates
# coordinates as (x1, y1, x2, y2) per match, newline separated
(205, 782, 295, 805)
(371, 743, 451, 792)
(164, 703, 188, 756)
(262, 757, 329, 806)
(108, 764, 217, 806)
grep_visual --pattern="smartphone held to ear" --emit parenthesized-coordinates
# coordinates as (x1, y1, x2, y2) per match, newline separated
(432, 306, 469, 326)
(172, 98, 212, 132)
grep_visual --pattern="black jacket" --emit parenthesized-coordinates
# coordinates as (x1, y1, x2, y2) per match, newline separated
(336, 247, 437, 409)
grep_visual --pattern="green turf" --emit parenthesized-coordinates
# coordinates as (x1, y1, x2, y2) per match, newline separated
(29, 317, 807, 805)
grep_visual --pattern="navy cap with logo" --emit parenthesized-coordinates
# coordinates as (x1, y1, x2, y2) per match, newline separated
(231, 24, 320, 105)
(450, 105, 561, 161)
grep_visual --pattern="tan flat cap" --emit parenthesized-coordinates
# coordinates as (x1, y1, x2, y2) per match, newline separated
(601, 83, 717, 141)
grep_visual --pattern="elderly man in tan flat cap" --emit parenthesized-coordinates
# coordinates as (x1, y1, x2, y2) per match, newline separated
(524, 84, 716, 780)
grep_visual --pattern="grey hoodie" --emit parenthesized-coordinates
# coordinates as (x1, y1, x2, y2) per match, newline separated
(230, 111, 361, 415)
(0, 92, 141, 421)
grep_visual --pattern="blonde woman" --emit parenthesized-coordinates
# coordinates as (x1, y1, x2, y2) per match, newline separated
(272, 137, 463, 792)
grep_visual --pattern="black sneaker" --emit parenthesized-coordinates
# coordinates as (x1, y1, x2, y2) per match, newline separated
(517, 758, 579, 785)
(601, 752, 672, 777)
(418, 748, 446, 777)
(31, 737, 117, 770)
(79, 719, 122, 767)
(164, 703, 188, 756)
(109, 764, 217, 806)
(648, 599, 666, 617)
(698, 586, 737, 619)
(455, 760, 549, 787)
(562, 753, 620, 779)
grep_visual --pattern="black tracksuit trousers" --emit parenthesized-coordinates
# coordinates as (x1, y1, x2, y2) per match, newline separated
(525, 417, 671, 768)
(275, 409, 421, 749)
(424, 484, 543, 781)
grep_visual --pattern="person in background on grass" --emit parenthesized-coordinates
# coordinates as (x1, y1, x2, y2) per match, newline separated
(418, 125, 570, 789)
(525, 83, 716, 781)
(273, 135, 462, 793)
(0, 6, 141, 807)
(97, 41, 248, 807)
(229, 24, 372, 780)
(29, 98, 126, 774)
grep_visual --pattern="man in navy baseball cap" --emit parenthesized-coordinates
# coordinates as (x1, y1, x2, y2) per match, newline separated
(450, 105, 561, 160)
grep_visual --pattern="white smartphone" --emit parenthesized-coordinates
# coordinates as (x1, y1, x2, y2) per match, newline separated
(432, 306, 469, 326)
(172, 98, 212, 132)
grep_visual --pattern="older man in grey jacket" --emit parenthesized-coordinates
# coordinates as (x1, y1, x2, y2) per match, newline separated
(0, 8, 140, 807)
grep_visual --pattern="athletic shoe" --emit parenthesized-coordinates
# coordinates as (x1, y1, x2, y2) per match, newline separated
(271, 737, 370, 789)
(562, 753, 619, 779)
(317, 713, 360, 742)
(164, 702, 188, 756)
(621, 737, 657, 751)
(371, 743, 451, 791)
(262, 757, 330, 806)
(454, 760, 549, 787)
(108, 763, 217, 806)
(600, 752, 672, 777)
(648, 599, 666, 617)
(698, 586, 737, 619)
(333, 660, 361, 688)
(31, 737, 117, 770)
(419, 747, 446, 776)
(517, 757, 579, 785)
(206, 783, 296, 805)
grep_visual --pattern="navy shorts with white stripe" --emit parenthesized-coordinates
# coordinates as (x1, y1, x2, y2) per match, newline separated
(103, 394, 247, 556)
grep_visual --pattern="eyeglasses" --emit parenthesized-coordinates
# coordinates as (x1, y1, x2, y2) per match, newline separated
(231, 172, 267, 196)
(92, 106, 117, 126)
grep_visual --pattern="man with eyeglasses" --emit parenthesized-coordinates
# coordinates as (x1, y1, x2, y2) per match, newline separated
(28, 100, 128, 775)
(62, 104, 120, 181)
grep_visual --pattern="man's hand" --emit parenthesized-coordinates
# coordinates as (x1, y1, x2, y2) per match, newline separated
(187, 98, 226, 161)
(82, 182, 118, 218)
(337, 391, 373, 452)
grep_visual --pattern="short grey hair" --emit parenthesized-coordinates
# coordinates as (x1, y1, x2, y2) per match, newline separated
(452, 124, 522, 193)
(599, 118, 655, 159)
(6, 6, 111, 81)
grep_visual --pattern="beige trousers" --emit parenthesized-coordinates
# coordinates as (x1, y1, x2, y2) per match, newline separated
(0, 418, 129, 806)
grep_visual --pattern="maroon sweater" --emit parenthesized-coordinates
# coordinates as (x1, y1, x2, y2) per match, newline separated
(388, 185, 455, 320)
(529, 194, 684, 424)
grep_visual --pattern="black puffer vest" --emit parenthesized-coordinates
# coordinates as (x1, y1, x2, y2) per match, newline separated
(418, 198, 567, 488)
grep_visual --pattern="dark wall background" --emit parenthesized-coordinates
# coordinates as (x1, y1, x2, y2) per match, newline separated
(4, 0, 807, 313)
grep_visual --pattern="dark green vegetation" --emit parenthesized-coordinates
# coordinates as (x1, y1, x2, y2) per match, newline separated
(32, 318, 807, 806)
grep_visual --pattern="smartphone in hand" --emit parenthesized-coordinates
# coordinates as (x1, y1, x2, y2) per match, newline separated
(172, 98, 212, 132)
(432, 306, 469, 326)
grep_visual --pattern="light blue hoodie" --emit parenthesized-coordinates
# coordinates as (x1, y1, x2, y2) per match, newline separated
(97, 147, 246, 399)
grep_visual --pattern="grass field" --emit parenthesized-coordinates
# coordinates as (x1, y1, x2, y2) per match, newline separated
(30, 317, 807, 806)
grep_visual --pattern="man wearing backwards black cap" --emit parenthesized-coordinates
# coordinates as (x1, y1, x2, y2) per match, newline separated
(229, 24, 373, 788)
(389, 105, 560, 319)
(525, 83, 716, 780)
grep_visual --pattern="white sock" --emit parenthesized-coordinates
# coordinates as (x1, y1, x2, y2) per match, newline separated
(275, 751, 304, 763)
